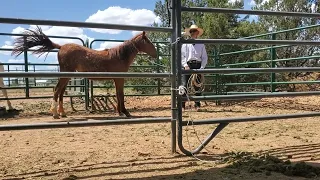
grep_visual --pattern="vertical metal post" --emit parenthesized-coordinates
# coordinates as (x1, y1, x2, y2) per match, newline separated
(156, 43, 161, 95)
(7, 65, 10, 87)
(170, 0, 177, 154)
(33, 65, 36, 86)
(213, 47, 221, 105)
(23, 36, 29, 98)
(84, 39, 90, 110)
(90, 80, 94, 110)
(270, 33, 276, 92)
(175, 0, 190, 155)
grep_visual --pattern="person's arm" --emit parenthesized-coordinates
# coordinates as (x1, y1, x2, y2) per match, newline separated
(181, 44, 189, 68)
(200, 45, 208, 69)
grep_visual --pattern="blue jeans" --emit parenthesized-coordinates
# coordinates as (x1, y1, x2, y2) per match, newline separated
(182, 61, 202, 108)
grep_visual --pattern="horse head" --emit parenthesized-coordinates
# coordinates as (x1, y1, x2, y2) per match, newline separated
(133, 31, 157, 58)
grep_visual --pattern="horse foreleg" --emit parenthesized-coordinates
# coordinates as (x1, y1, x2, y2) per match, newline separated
(0, 79, 13, 110)
(58, 79, 70, 117)
(114, 78, 131, 117)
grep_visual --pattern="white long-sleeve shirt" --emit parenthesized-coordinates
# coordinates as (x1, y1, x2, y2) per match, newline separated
(181, 44, 208, 69)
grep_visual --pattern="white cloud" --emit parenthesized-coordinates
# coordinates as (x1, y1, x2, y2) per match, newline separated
(132, 31, 143, 36)
(4, 41, 11, 46)
(95, 40, 123, 50)
(1, 25, 93, 59)
(0, 44, 13, 55)
(10, 26, 25, 39)
(249, 0, 256, 6)
(9, 25, 91, 46)
(5, 59, 25, 71)
(85, 6, 160, 34)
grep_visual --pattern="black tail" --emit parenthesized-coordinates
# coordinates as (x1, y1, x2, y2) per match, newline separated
(11, 25, 61, 59)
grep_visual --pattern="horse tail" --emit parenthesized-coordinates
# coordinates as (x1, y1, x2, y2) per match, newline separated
(11, 25, 61, 59)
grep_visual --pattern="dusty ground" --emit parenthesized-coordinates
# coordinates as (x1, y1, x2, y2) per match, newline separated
(1, 93, 320, 180)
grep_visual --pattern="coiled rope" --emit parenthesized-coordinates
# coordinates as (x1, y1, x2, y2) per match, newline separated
(186, 73, 205, 95)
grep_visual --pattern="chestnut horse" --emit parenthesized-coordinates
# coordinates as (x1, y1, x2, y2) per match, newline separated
(11, 26, 157, 119)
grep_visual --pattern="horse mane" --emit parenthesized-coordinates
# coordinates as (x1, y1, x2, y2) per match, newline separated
(105, 33, 142, 61)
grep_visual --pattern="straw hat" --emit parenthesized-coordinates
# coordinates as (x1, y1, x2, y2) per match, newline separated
(184, 24, 204, 37)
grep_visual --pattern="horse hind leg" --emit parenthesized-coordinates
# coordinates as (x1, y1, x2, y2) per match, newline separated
(0, 81, 13, 110)
(51, 79, 65, 119)
(58, 79, 70, 117)
(114, 78, 131, 117)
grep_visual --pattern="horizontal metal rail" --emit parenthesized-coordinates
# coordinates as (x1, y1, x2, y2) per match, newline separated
(0, 93, 172, 101)
(182, 91, 320, 101)
(182, 112, 320, 126)
(0, 72, 171, 78)
(0, 63, 59, 66)
(0, 63, 161, 69)
(1, 85, 84, 89)
(0, 17, 173, 32)
(181, 7, 320, 17)
(241, 24, 320, 39)
(222, 56, 320, 67)
(0, 32, 85, 45)
(89, 39, 170, 49)
(0, 48, 59, 52)
(181, 39, 320, 45)
(218, 45, 291, 56)
(0, 117, 171, 131)
(0, 95, 84, 100)
(182, 67, 320, 74)
(224, 81, 320, 86)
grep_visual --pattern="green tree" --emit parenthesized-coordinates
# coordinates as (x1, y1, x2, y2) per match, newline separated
(251, 0, 320, 91)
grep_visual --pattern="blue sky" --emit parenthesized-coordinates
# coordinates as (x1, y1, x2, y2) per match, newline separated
(0, 0, 257, 75)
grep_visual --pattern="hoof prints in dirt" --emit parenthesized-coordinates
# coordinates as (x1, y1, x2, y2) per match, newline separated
(225, 151, 320, 179)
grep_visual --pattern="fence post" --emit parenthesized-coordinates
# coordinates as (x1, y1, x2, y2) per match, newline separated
(33, 65, 36, 86)
(23, 36, 29, 98)
(7, 65, 10, 87)
(156, 43, 161, 95)
(214, 47, 221, 105)
(270, 33, 277, 92)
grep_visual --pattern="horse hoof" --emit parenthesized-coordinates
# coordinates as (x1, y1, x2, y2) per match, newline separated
(119, 113, 126, 117)
(125, 114, 132, 118)
(53, 115, 60, 119)
(60, 114, 67, 118)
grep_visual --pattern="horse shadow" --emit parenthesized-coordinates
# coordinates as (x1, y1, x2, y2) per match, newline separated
(0, 108, 22, 119)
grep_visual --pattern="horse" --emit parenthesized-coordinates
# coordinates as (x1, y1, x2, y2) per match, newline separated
(11, 26, 157, 119)
(0, 62, 14, 111)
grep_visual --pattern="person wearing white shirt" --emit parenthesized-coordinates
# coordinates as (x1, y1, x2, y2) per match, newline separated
(181, 25, 208, 110)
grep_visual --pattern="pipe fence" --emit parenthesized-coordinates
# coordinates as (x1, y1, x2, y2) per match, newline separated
(173, 0, 320, 155)
(0, 1, 320, 156)
(0, 16, 177, 153)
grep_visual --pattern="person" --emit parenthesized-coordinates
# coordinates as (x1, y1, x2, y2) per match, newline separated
(181, 24, 208, 111)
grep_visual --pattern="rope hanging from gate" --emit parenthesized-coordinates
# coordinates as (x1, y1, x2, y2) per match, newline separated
(186, 73, 205, 94)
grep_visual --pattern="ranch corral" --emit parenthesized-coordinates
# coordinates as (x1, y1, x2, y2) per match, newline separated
(1, 0, 320, 180)
(1, 94, 320, 180)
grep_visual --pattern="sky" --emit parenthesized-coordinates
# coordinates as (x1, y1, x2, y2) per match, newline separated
(0, 0, 277, 75)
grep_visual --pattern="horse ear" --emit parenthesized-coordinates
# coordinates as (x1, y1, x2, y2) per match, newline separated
(142, 31, 146, 37)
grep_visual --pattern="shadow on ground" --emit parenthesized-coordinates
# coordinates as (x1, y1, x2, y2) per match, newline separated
(3, 143, 320, 180)
(0, 109, 22, 119)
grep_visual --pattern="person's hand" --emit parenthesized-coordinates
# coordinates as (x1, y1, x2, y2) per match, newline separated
(184, 66, 190, 70)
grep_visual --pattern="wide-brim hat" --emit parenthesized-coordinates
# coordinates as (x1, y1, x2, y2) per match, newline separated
(184, 24, 204, 37)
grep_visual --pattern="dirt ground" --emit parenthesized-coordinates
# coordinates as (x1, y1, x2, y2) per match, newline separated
(1, 94, 320, 180)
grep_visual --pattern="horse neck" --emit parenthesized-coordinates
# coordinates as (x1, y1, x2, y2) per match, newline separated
(124, 40, 139, 65)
